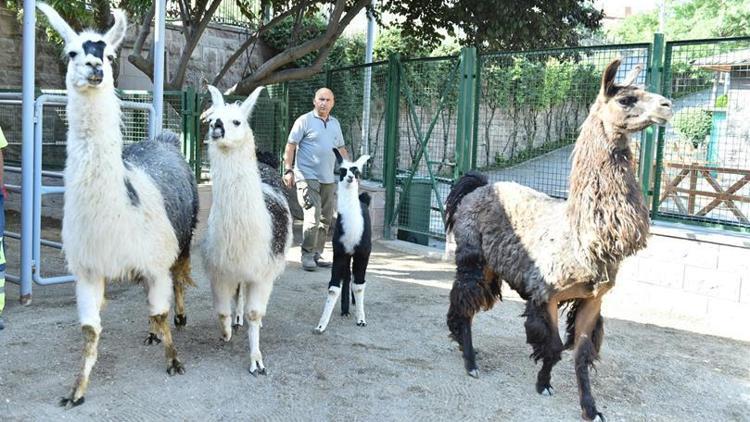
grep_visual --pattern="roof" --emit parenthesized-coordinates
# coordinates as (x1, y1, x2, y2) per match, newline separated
(690, 48, 750, 72)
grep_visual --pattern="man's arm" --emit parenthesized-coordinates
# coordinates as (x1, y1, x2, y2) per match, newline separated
(282, 143, 296, 188)
(337, 146, 349, 161)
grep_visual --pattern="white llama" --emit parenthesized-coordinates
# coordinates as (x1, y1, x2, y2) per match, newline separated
(201, 85, 292, 376)
(37, 3, 199, 407)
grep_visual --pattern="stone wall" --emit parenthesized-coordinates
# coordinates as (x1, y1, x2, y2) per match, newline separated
(0, 6, 268, 91)
(0, 7, 65, 89)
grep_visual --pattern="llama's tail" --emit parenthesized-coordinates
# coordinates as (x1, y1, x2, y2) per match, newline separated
(358, 192, 371, 207)
(445, 171, 488, 233)
(153, 131, 181, 150)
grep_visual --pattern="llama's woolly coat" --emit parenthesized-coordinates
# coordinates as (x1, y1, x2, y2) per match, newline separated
(63, 91, 197, 280)
(201, 142, 291, 284)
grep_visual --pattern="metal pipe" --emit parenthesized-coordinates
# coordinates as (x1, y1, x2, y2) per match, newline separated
(360, 0, 377, 157)
(152, 0, 166, 136)
(20, 0, 37, 303)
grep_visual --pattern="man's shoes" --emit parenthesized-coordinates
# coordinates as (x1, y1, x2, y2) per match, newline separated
(302, 255, 317, 272)
(314, 253, 332, 268)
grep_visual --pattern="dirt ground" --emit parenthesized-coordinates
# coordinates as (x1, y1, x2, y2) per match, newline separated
(1, 221, 749, 421)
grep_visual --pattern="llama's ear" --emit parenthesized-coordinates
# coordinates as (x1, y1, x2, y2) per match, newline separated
(104, 9, 128, 51)
(207, 85, 225, 109)
(601, 59, 621, 98)
(332, 148, 343, 164)
(37, 2, 77, 44)
(240, 86, 264, 118)
(354, 154, 371, 169)
(622, 64, 642, 87)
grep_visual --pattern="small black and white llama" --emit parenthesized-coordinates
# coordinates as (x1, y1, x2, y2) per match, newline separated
(201, 85, 292, 376)
(314, 150, 372, 333)
(37, 3, 198, 407)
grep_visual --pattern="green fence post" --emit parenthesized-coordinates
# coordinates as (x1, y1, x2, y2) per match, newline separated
(383, 53, 401, 240)
(455, 47, 479, 178)
(651, 36, 671, 216)
(641, 33, 664, 210)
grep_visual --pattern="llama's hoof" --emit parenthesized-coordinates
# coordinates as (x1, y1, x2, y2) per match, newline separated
(174, 314, 187, 327)
(249, 367, 267, 377)
(59, 395, 85, 409)
(232, 323, 242, 333)
(467, 368, 479, 378)
(586, 413, 605, 422)
(539, 386, 554, 396)
(166, 358, 185, 376)
(341, 311, 350, 317)
(143, 333, 161, 345)
(313, 326, 326, 334)
(356, 320, 367, 327)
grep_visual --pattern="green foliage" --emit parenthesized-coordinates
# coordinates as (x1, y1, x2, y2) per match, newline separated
(260, 14, 328, 69)
(609, 0, 750, 42)
(373, 27, 433, 60)
(479, 56, 600, 168)
(715, 94, 728, 109)
(672, 108, 713, 147)
(381, 0, 603, 51)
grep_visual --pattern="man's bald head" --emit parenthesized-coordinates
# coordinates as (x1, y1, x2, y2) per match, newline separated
(313, 87, 335, 119)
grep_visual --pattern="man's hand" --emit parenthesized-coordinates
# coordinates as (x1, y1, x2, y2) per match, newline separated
(283, 172, 295, 189)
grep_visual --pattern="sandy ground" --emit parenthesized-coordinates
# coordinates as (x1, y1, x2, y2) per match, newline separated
(1, 222, 749, 421)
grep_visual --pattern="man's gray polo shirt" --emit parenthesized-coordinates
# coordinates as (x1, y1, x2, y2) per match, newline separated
(288, 110, 345, 184)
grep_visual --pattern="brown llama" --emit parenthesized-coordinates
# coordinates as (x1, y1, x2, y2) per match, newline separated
(444, 59, 672, 421)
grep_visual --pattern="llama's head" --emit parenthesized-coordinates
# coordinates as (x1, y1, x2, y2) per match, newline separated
(333, 149, 370, 188)
(37, 3, 127, 92)
(205, 86, 264, 151)
(594, 59, 673, 134)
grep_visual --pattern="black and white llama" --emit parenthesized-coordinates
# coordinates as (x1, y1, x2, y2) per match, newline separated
(37, 3, 198, 407)
(314, 150, 372, 333)
(201, 86, 292, 376)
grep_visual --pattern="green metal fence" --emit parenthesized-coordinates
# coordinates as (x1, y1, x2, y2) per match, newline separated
(478, 44, 651, 198)
(652, 36, 750, 231)
(3, 34, 748, 243)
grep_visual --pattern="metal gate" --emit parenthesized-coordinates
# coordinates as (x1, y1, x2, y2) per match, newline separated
(382, 53, 465, 243)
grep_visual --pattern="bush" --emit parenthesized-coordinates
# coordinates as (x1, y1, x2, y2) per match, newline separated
(672, 108, 713, 147)
(715, 94, 728, 109)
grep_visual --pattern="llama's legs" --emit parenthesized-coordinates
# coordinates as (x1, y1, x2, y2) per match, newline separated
(339, 257, 352, 317)
(314, 284, 341, 333)
(352, 251, 370, 327)
(245, 280, 274, 376)
(170, 250, 194, 327)
(523, 301, 564, 396)
(146, 273, 185, 376)
(211, 277, 237, 342)
(571, 297, 606, 421)
(60, 277, 105, 408)
(446, 240, 488, 378)
(233, 283, 245, 330)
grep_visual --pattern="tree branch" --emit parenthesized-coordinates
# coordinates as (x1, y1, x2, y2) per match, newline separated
(211, 2, 307, 86)
(127, 2, 156, 78)
(230, 0, 368, 94)
(169, 0, 223, 88)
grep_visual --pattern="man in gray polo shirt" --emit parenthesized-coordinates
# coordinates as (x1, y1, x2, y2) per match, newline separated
(283, 87, 349, 271)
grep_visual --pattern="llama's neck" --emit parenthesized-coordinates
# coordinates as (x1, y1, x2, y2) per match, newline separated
(566, 114, 650, 270)
(337, 181, 360, 208)
(65, 87, 125, 186)
(337, 181, 364, 253)
(209, 142, 267, 217)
